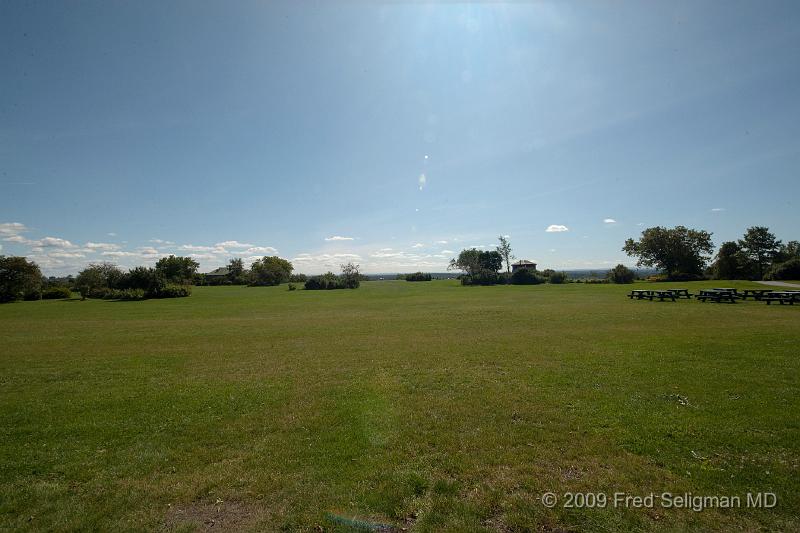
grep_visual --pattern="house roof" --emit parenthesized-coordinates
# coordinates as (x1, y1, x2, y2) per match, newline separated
(512, 260, 537, 266)
(205, 267, 230, 276)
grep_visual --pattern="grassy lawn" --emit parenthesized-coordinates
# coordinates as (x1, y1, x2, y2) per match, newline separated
(1, 280, 799, 531)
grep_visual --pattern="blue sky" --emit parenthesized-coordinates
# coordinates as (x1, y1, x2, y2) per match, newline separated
(1, 1, 799, 274)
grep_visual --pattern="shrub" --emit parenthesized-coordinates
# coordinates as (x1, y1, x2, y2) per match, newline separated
(288, 283, 297, 291)
(289, 274, 307, 283)
(666, 272, 706, 282)
(305, 272, 342, 290)
(150, 284, 192, 298)
(340, 262, 361, 289)
(765, 258, 800, 280)
(548, 271, 568, 284)
(42, 286, 73, 299)
(405, 272, 432, 282)
(606, 264, 635, 284)
(510, 268, 544, 285)
(460, 272, 506, 286)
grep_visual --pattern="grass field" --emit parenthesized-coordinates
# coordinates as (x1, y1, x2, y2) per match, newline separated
(1, 280, 799, 531)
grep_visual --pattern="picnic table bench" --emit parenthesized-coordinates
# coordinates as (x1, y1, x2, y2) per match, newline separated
(628, 289, 676, 301)
(740, 289, 774, 300)
(665, 288, 692, 299)
(762, 291, 799, 305)
(696, 289, 738, 303)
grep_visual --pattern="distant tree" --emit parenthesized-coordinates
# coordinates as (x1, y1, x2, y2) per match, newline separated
(774, 240, 800, 264)
(710, 241, 745, 280)
(496, 236, 514, 274)
(75, 262, 123, 299)
(155, 255, 199, 284)
(510, 268, 543, 285)
(340, 262, 361, 289)
(405, 272, 432, 282)
(606, 264, 635, 284)
(0, 256, 43, 302)
(765, 257, 800, 281)
(623, 226, 714, 277)
(249, 256, 293, 286)
(449, 248, 504, 285)
(548, 271, 568, 284)
(227, 258, 246, 284)
(738, 226, 781, 280)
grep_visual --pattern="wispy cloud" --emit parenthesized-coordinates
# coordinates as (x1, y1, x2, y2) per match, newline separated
(545, 224, 569, 233)
(215, 240, 253, 248)
(603, 218, 617, 224)
(0, 222, 28, 238)
(85, 242, 121, 251)
(325, 235, 355, 241)
(711, 207, 725, 212)
(411, 243, 424, 248)
(418, 173, 427, 191)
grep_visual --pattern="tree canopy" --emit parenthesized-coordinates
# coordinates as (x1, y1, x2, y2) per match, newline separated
(0, 256, 43, 302)
(623, 226, 714, 277)
(249, 256, 293, 286)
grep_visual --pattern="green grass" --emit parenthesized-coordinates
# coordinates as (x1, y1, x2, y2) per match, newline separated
(1, 280, 799, 531)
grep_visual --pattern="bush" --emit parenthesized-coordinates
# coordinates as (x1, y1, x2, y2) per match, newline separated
(510, 268, 544, 285)
(150, 284, 192, 298)
(607, 264, 635, 284)
(288, 283, 297, 291)
(548, 271, 568, 284)
(765, 258, 800, 280)
(289, 274, 307, 283)
(405, 272, 432, 282)
(305, 272, 343, 290)
(42, 286, 73, 299)
(102, 288, 146, 301)
(460, 272, 507, 286)
(1, 256, 43, 303)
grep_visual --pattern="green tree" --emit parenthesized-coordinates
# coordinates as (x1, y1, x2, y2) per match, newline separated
(710, 241, 744, 280)
(738, 226, 781, 280)
(606, 264, 635, 284)
(496, 235, 514, 274)
(0, 256, 43, 303)
(249, 256, 293, 286)
(75, 262, 123, 299)
(155, 255, 199, 284)
(623, 226, 714, 277)
(340, 262, 361, 289)
(227, 258, 246, 284)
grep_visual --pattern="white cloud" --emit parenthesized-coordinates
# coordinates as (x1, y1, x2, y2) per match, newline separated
(107, 232, 117, 237)
(215, 240, 253, 248)
(179, 244, 219, 252)
(711, 207, 725, 212)
(0, 222, 28, 237)
(411, 243, 424, 248)
(4, 235, 28, 244)
(546, 224, 569, 233)
(441, 249, 455, 255)
(325, 236, 355, 241)
(603, 218, 617, 224)
(418, 173, 427, 190)
(101, 251, 138, 257)
(149, 238, 174, 245)
(30, 237, 76, 249)
(85, 242, 121, 251)
(244, 246, 278, 255)
(435, 240, 448, 244)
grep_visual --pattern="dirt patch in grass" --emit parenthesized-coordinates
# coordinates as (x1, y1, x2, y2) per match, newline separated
(163, 500, 257, 531)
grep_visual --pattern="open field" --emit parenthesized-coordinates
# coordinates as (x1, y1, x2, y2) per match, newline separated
(1, 280, 799, 531)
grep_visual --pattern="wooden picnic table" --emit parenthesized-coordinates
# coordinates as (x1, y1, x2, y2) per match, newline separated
(665, 288, 692, 298)
(697, 289, 738, 303)
(762, 291, 799, 305)
(628, 289, 676, 301)
(740, 289, 774, 300)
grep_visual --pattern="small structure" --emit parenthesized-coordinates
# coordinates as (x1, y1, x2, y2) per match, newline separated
(204, 266, 230, 282)
(511, 260, 537, 272)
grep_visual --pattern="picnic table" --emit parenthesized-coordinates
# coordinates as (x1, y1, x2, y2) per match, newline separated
(762, 291, 799, 305)
(696, 289, 738, 303)
(665, 288, 692, 299)
(628, 289, 676, 301)
(740, 289, 773, 300)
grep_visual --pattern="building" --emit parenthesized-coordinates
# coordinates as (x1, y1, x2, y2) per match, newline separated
(204, 266, 230, 282)
(511, 260, 537, 272)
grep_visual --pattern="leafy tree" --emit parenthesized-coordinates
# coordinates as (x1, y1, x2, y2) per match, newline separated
(0, 256, 43, 303)
(496, 236, 514, 274)
(710, 241, 744, 280)
(623, 226, 714, 277)
(249, 256, 293, 286)
(75, 262, 123, 299)
(227, 258, 246, 285)
(738, 226, 781, 280)
(340, 262, 361, 289)
(765, 257, 800, 281)
(606, 264, 635, 284)
(510, 268, 543, 285)
(548, 271, 568, 284)
(774, 240, 800, 263)
(449, 248, 504, 285)
(155, 255, 199, 284)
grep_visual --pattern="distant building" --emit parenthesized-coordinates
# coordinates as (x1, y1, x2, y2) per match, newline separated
(204, 266, 230, 282)
(511, 260, 537, 272)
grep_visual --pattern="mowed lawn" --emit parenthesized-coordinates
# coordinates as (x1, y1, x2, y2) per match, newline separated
(1, 281, 799, 532)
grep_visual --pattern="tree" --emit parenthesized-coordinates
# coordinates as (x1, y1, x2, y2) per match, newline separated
(448, 249, 503, 276)
(774, 240, 800, 264)
(738, 227, 781, 280)
(227, 258, 246, 284)
(496, 236, 514, 274)
(710, 241, 744, 280)
(0, 256, 43, 303)
(155, 255, 199, 284)
(75, 262, 123, 299)
(606, 264, 635, 284)
(249, 256, 293, 286)
(623, 226, 714, 277)
(340, 262, 361, 289)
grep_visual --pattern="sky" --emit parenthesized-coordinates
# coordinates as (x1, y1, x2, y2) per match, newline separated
(1, 1, 799, 275)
